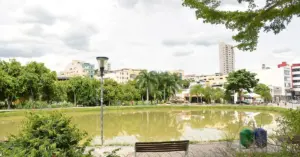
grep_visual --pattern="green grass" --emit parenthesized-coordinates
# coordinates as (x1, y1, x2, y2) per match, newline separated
(0, 105, 288, 118)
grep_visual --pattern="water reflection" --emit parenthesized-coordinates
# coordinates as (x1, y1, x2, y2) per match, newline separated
(71, 110, 279, 145)
(0, 110, 279, 144)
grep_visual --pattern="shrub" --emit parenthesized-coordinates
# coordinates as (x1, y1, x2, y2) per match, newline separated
(17, 100, 49, 109)
(0, 112, 92, 157)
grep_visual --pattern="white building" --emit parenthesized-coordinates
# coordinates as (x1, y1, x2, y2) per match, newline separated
(251, 62, 292, 101)
(184, 73, 227, 88)
(219, 42, 235, 75)
(103, 68, 144, 83)
(291, 63, 300, 96)
(60, 60, 95, 78)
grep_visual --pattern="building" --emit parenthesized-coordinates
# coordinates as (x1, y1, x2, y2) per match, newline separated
(168, 70, 184, 79)
(184, 73, 227, 88)
(291, 63, 300, 97)
(251, 62, 292, 101)
(219, 42, 235, 75)
(60, 60, 95, 78)
(103, 68, 144, 83)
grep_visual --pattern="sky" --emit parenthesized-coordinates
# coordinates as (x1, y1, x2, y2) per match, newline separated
(0, 0, 299, 75)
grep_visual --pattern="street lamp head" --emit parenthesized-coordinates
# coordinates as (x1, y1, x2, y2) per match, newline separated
(96, 57, 109, 68)
(96, 56, 109, 77)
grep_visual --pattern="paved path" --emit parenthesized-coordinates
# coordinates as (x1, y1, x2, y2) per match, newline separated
(86, 141, 280, 157)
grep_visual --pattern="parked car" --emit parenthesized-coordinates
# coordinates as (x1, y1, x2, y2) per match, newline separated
(236, 100, 250, 105)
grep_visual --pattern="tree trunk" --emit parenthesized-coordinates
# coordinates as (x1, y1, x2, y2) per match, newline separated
(7, 97, 12, 109)
(163, 88, 166, 102)
(200, 96, 203, 103)
(30, 87, 33, 101)
(238, 90, 242, 101)
(74, 92, 77, 106)
(146, 87, 149, 103)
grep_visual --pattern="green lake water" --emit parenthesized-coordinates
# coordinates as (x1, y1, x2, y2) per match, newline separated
(0, 110, 280, 145)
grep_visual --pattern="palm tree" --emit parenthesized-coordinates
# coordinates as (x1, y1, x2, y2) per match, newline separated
(158, 72, 171, 101)
(190, 85, 204, 103)
(136, 70, 157, 103)
(166, 74, 181, 100)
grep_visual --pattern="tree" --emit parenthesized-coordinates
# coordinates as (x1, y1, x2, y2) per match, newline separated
(225, 69, 259, 101)
(183, 0, 300, 51)
(181, 79, 192, 89)
(190, 85, 204, 103)
(211, 88, 225, 103)
(40, 72, 57, 103)
(158, 72, 170, 101)
(203, 87, 214, 103)
(20, 61, 54, 101)
(0, 112, 91, 157)
(166, 74, 181, 100)
(103, 79, 121, 105)
(52, 81, 68, 102)
(136, 70, 157, 103)
(67, 77, 84, 106)
(254, 83, 272, 102)
(119, 80, 140, 103)
(0, 59, 24, 109)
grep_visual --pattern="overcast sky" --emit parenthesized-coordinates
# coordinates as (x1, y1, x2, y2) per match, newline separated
(0, 0, 299, 75)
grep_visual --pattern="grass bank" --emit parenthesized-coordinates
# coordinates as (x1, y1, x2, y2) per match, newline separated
(0, 104, 287, 118)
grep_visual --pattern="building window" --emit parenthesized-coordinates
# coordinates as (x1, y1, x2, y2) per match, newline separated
(293, 80, 300, 83)
(293, 74, 300, 77)
(284, 70, 290, 75)
(292, 68, 300, 72)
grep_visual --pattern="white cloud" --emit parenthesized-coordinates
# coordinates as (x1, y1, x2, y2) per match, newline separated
(0, 0, 299, 75)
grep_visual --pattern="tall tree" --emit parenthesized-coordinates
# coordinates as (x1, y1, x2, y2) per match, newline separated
(203, 86, 214, 104)
(254, 83, 272, 102)
(183, 0, 300, 51)
(211, 88, 225, 103)
(0, 59, 24, 109)
(166, 73, 182, 100)
(103, 79, 121, 105)
(225, 69, 259, 101)
(136, 70, 157, 103)
(190, 84, 204, 103)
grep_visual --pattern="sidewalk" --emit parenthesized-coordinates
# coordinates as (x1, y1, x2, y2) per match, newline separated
(86, 141, 280, 157)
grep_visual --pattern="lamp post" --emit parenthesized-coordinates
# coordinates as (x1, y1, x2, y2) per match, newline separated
(96, 56, 109, 145)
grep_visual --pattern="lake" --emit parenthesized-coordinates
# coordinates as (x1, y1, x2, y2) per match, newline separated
(0, 109, 280, 145)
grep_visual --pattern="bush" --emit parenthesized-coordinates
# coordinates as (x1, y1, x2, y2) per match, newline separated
(51, 102, 75, 108)
(0, 112, 92, 157)
(16, 101, 75, 109)
(17, 100, 49, 109)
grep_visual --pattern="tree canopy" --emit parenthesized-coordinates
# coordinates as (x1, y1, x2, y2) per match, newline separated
(225, 69, 259, 100)
(254, 83, 272, 101)
(183, 0, 300, 51)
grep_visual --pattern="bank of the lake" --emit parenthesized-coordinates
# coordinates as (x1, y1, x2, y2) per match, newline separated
(0, 104, 288, 116)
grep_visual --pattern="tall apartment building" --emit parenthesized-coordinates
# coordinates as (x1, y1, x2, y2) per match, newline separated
(219, 42, 235, 75)
(60, 60, 95, 78)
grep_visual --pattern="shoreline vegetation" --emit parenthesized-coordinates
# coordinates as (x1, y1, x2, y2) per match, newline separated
(0, 104, 287, 117)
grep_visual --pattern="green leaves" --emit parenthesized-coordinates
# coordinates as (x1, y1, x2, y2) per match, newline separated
(0, 112, 91, 157)
(225, 69, 259, 93)
(254, 83, 272, 101)
(183, 0, 300, 51)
